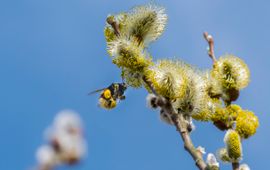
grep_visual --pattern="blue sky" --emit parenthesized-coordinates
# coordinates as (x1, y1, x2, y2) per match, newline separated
(1, 0, 269, 170)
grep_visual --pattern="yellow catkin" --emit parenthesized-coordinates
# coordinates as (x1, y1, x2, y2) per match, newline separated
(211, 104, 241, 130)
(224, 130, 242, 162)
(236, 110, 259, 139)
(211, 55, 250, 90)
(104, 26, 116, 43)
(107, 38, 152, 72)
(126, 4, 167, 46)
(192, 98, 221, 122)
(210, 55, 250, 103)
(121, 68, 144, 88)
(145, 60, 188, 100)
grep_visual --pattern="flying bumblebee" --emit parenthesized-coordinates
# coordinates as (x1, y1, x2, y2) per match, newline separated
(89, 83, 127, 109)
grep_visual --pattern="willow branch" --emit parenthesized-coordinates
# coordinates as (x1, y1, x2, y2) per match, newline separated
(143, 79, 207, 170)
(203, 32, 217, 63)
(232, 162, 240, 170)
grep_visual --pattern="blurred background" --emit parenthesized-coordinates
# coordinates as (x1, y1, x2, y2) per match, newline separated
(0, 0, 269, 169)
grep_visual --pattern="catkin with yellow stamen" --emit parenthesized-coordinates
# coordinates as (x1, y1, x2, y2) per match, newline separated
(224, 130, 242, 162)
(121, 68, 144, 88)
(145, 59, 188, 100)
(107, 38, 152, 72)
(236, 110, 259, 139)
(211, 55, 250, 102)
(211, 104, 241, 131)
(126, 4, 167, 46)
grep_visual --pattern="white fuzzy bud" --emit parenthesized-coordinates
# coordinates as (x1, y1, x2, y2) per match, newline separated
(207, 153, 219, 168)
(240, 164, 250, 170)
(160, 109, 174, 125)
(36, 145, 58, 167)
(146, 93, 159, 109)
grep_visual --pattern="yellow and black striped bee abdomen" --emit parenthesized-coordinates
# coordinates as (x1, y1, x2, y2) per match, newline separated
(99, 97, 117, 109)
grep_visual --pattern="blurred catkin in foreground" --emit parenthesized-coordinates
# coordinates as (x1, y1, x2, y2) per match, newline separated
(35, 110, 87, 170)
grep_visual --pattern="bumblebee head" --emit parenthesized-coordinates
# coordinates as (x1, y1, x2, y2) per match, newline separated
(121, 83, 127, 90)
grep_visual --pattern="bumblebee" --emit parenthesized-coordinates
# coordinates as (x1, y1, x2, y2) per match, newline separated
(89, 83, 127, 109)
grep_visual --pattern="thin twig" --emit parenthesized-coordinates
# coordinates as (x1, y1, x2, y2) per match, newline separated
(143, 79, 207, 170)
(142, 76, 158, 96)
(203, 32, 217, 63)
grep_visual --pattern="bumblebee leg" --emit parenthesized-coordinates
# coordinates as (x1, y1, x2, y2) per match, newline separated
(119, 95, 126, 100)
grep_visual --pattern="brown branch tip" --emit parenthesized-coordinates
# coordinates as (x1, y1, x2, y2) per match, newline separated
(106, 16, 120, 37)
(203, 32, 216, 62)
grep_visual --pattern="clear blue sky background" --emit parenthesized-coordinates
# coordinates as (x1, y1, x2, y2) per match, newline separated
(1, 0, 269, 170)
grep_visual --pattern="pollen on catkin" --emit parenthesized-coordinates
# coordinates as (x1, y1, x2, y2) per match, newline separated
(187, 71, 222, 121)
(192, 98, 221, 122)
(126, 4, 167, 46)
(224, 130, 242, 162)
(211, 55, 250, 102)
(212, 55, 250, 89)
(145, 59, 188, 100)
(107, 38, 152, 72)
(172, 68, 211, 118)
(121, 68, 144, 88)
(211, 104, 241, 131)
(236, 110, 259, 139)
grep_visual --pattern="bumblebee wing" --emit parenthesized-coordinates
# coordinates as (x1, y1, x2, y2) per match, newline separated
(88, 88, 105, 95)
